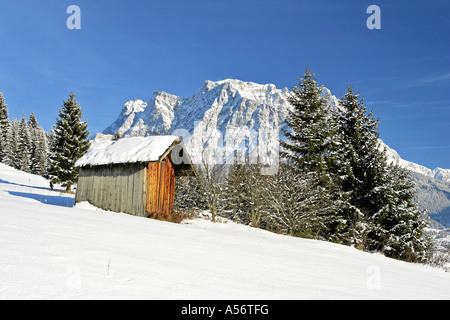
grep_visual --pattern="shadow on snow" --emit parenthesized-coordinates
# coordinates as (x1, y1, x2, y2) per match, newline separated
(0, 178, 59, 192)
(8, 191, 74, 208)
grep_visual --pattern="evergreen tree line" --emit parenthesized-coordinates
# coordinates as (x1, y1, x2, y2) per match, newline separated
(0, 93, 49, 176)
(176, 70, 432, 263)
(0, 92, 90, 192)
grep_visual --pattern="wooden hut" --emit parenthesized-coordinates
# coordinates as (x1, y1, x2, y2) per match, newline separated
(74, 135, 193, 220)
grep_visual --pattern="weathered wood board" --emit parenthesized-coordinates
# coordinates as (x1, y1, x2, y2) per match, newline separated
(75, 163, 147, 217)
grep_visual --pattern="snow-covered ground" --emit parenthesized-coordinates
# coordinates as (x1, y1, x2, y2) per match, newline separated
(0, 164, 449, 300)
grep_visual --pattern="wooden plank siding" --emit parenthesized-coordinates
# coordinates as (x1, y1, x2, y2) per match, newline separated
(75, 156, 177, 220)
(145, 156, 175, 219)
(75, 163, 147, 217)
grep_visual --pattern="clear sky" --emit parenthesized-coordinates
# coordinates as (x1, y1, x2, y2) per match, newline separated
(0, 0, 449, 169)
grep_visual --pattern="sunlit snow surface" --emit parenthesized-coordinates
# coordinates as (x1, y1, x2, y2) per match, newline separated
(0, 164, 449, 299)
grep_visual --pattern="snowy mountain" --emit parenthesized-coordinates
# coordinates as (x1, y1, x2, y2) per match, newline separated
(384, 144, 450, 183)
(410, 171, 450, 228)
(103, 78, 450, 182)
(103, 79, 292, 167)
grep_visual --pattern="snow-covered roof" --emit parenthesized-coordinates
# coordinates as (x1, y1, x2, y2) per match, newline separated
(75, 135, 184, 167)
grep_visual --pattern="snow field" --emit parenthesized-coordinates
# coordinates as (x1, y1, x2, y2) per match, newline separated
(0, 164, 449, 299)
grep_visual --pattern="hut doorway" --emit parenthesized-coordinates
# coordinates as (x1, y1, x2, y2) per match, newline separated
(145, 156, 176, 220)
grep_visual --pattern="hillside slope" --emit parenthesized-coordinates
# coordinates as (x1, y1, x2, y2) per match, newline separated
(0, 164, 449, 299)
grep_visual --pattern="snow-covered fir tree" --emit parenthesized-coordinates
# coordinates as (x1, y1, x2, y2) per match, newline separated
(175, 174, 208, 213)
(28, 112, 40, 173)
(28, 113, 49, 176)
(223, 163, 250, 222)
(5, 119, 19, 168)
(337, 86, 432, 261)
(225, 162, 267, 228)
(280, 69, 346, 241)
(15, 115, 31, 173)
(37, 127, 49, 176)
(333, 86, 386, 245)
(28, 112, 39, 130)
(263, 162, 330, 238)
(365, 164, 432, 262)
(48, 93, 90, 192)
(44, 126, 56, 178)
(281, 69, 340, 174)
(30, 127, 49, 176)
(0, 92, 10, 163)
(193, 159, 224, 223)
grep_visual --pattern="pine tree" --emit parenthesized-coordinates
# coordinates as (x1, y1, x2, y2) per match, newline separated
(193, 158, 224, 222)
(365, 165, 432, 262)
(30, 127, 49, 176)
(44, 126, 56, 179)
(224, 163, 252, 223)
(15, 115, 31, 172)
(337, 86, 432, 261)
(225, 162, 267, 228)
(263, 162, 329, 238)
(6, 119, 19, 167)
(27, 113, 49, 176)
(48, 93, 90, 192)
(281, 69, 340, 174)
(332, 86, 386, 245)
(175, 174, 208, 213)
(38, 127, 49, 176)
(280, 69, 344, 240)
(337, 87, 394, 244)
(28, 113, 40, 174)
(28, 112, 39, 130)
(0, 92, 10, 163)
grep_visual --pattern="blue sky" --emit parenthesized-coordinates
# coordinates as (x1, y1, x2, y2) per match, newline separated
(0, 0, 449, 169)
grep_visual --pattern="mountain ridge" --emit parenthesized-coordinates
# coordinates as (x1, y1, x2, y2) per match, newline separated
(102, 78, 450, 182)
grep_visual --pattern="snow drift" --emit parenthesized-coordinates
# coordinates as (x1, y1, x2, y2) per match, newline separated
(0, 164, 449, 299)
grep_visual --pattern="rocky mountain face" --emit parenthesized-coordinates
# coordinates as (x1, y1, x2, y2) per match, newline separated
(384, 144, 450, 183)
(102, 79, 450, 227)
(104, 79, 337, 169)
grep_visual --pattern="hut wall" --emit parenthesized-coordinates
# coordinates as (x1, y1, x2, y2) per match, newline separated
(145, 156, 175, 219)
(75, 163, 146, 217)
